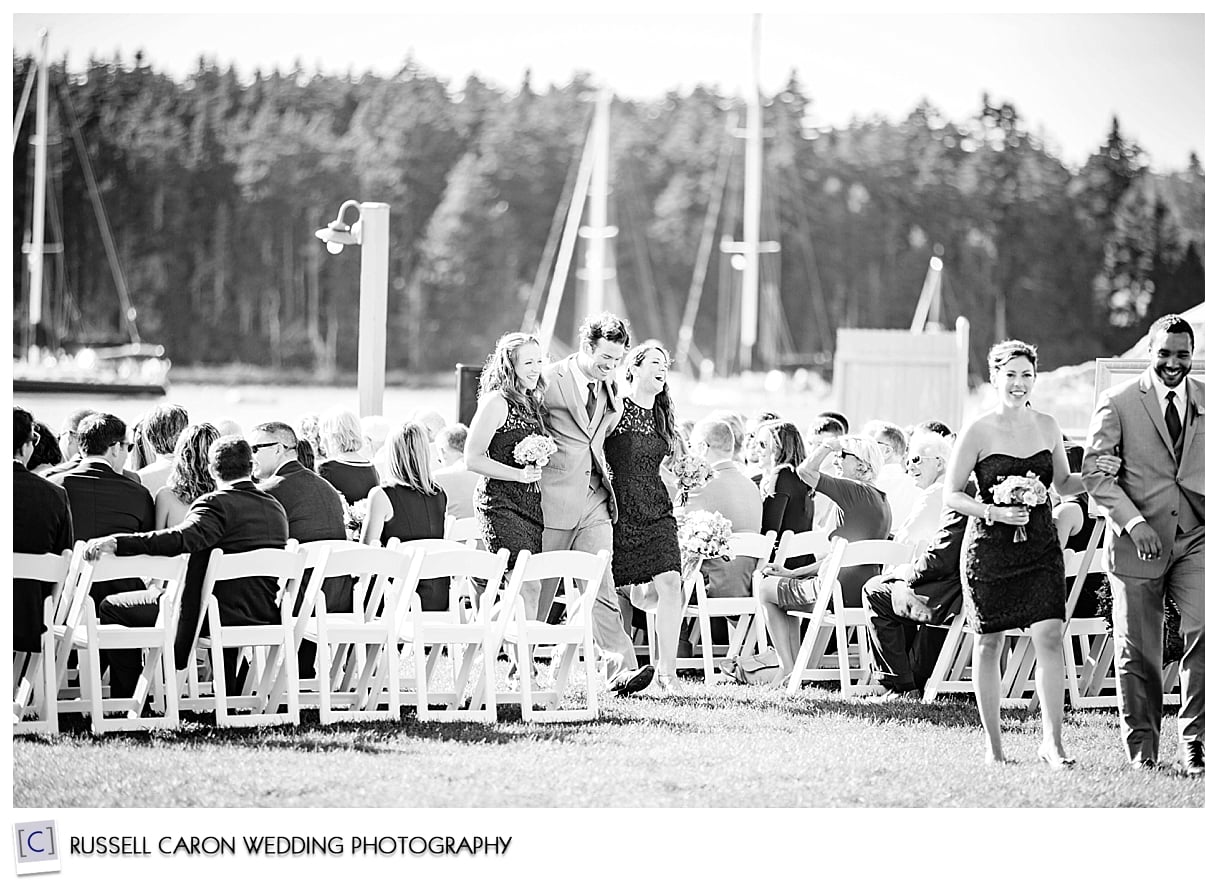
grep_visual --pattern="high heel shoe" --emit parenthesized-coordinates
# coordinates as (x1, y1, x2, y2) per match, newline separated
(1037, 744, 1077, 769)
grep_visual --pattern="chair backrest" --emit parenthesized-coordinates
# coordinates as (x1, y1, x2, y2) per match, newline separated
(297, 538, 368, 570)
(13, 549, 74, 585)
(396, 546, 511, 631)
(187, 543, 306, 653)
(70, 553, 192, 642)
(444, 516, 482, 545)
(838, 539, 915, 570)
(301, 544, 415, 624)
(502, 549, 610, 626)
(729, 530, 778, 561)
(774, 528, 833, 566)
(391, 537, 473, 556)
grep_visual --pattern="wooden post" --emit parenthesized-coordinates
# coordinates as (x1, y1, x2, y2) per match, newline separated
(356, 202, 390, 418)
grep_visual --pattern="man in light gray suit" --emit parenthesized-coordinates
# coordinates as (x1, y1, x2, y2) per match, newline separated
(539, 312, 654, 695)
(1083, 314, 1204, 775)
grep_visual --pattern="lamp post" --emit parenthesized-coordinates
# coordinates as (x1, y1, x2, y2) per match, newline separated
(315, 200, 390, 417)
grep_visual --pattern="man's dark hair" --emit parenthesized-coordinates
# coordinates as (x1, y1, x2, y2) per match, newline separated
(60, 407, 97, 436)
(209, 436, 254, 482)
(78, 413, 128, 456)
(915, 419, 953, 438)
(144, 404, 190, 455)
(14, 406, 35, 454)
(253, 421, 299, 448)
(28, 421, 63, 470)
(809, 415, 846, 437)
(816, 410, 849, 433)
(1148, 313, 1195, 348)
(578, 312, 630, 350)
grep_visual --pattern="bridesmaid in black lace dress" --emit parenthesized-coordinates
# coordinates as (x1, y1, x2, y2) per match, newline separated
(945, 340, 1090, 768)
(465, 333, 549, 614)
(604, 343, 684, 694)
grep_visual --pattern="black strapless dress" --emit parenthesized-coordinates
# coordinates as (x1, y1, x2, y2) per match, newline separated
(474, 398, 546, 568)
(962, 449, 1066, 633)
(603, 398, 682, 587)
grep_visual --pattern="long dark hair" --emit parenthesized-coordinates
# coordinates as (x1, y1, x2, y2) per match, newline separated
(480, 332, 550, 431)
(625, 343, 678, 454)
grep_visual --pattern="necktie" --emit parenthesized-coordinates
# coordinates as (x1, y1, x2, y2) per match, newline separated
(586, 382, 598, 421)
(1165, 391, 1182, 445)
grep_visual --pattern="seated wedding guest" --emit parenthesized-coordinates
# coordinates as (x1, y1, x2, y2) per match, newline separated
(806, 415, 846, 529)
(252, 420, 349, 679)
(136, 404, 189, 495)
(317, 408, 380, 504)
(433, 423, 478, 520)
(759, 434, 892, 683)
(862, 504, 968, 700)
(13, 406, 74, 653)
(51, 413, 155, 602)
(88, 436, 290, 699)
(893, 431, 952, 550)
(913, 418, 954, 440)
(686, 417, 763, 599)
(127, 416, 157, 472)
(360, 414, 391, 462)
(755, 419, 816, 567)
(42, 407, 97, 478)
(296, 437, 316, 472)
(405, 407, 449, 468)
(154, 423, 220, 528)
(864, 420, 919, 529)
(299, 413, 322, 459)
(362, 422, 448, 611)
(26, 419, 63, 474)
(707, 409, 747, 462)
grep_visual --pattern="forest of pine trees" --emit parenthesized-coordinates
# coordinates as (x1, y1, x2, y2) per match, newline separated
(12, 53, 1205, 380)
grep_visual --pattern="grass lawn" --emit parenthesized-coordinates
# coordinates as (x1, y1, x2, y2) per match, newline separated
(13, 673, 1204, 809)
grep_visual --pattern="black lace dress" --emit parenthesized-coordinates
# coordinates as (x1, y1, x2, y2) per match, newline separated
(962, 449, 1066, 633)
(604, 398, 682, 587)
(474, 398, 546, 568)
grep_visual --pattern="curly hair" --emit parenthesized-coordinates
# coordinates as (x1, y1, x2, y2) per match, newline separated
(143, 404, 189, 455)
(166, 423, 220, 505)
(479, 332, 549, 430)
(624, 343, 679, 453)
(987, 339, 1038, 375)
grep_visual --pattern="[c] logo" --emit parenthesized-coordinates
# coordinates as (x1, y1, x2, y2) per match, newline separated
(12, 820, 61, 876)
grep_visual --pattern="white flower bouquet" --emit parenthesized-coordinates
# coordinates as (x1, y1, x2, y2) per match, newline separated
(343, 498, 370, 541)
(991, 472, 1049, 542)
(513, 433, 557, 492)
(671, 454, 715, 505)
(677, 509, 735, 583)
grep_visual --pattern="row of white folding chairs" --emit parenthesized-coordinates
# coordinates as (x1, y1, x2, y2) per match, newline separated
(13, 537, 613, 734)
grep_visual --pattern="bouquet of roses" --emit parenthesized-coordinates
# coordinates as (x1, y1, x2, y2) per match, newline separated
(513, 433, 558, 493)
(343, 498, 370, 541)
(670, 454, 715, 506)
(991, 472, 1049, 543)
(676, 509, 735, 584)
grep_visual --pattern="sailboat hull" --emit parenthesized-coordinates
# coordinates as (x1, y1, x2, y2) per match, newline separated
(12, 377, 168, 396)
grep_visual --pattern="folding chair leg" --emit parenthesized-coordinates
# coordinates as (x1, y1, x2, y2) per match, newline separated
(697, 607, 715, 682)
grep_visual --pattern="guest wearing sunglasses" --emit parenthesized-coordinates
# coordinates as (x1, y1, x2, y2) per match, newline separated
(893, 432, 952, 550)
(50, 413, 155, 602)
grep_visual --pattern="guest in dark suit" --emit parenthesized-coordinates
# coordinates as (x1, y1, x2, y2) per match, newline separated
(13, 406, 75, 652)
(50, 413, 155, 602)
(862, 505, 968, 700)
(86, 436, 290, 698)
(252, 420, 348, 678)
(1084, 314, 1205, 774)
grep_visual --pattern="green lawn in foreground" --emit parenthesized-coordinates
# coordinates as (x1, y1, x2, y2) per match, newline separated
(13, 679, 1203, 808)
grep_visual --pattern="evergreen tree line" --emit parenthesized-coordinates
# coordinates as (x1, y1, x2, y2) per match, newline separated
(12, 54, 1205, 378)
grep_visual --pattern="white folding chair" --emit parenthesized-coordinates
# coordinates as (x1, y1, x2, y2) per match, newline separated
(286, 543, 414, 724)
(668, 531, 777, 683)
(786, 538, 915, 697)
(13, 547, 78, 735)
(496, 549, 610, 722)
(73, 554, 192, 733)
(761, 528, 833, 657)
(190, 545, 307, 728)
(444, 516, 483, 548)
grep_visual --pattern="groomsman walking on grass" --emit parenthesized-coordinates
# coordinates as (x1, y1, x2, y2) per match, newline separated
(1083, 314, 1204, 775)
(538, 312, 654, 695)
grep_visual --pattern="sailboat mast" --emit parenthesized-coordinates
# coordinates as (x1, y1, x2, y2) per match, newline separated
(28, 29, 49, 339)
(582, 88, 616, 317)
(739, 15, 763, 370)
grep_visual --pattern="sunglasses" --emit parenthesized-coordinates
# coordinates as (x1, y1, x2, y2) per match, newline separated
(29, 430, 41, 446)
(907, 454, 941, 465)
(250, 441, 282, 453)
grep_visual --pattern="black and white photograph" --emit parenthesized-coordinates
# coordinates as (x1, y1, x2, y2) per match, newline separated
(8, 6, 1206, 868)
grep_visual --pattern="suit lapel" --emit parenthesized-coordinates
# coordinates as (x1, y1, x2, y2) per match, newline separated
(1138, 371, 1176, 455)
(559, 357, 593, 436)
(1180, 375, 1204, 459)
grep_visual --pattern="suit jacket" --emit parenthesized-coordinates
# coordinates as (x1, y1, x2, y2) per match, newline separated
(13, 462, 75, 652)
(904, 505, 967, 625)
(113, 480, 290, 667)
(259, 460, 346, 543)
(538, 354, 622, 529)
(44, 452, 140, 483)
(1082, 370, 1204, 579)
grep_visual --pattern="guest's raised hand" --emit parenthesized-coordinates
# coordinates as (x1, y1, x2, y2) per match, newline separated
(84, 537, 117, 561)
